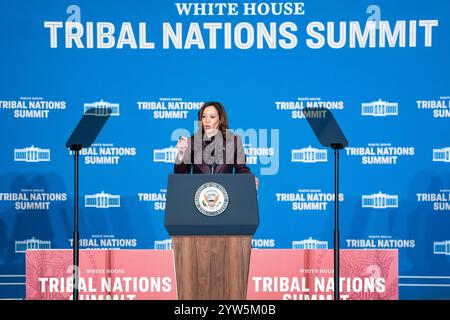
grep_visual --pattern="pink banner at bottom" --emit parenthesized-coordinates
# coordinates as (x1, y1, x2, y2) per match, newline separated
(26, 249, 178, 300)
(26, 249, 398, 300)
(246, 249, 398, 300)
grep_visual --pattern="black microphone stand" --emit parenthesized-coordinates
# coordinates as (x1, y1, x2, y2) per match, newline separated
(301, 107, 348, 301)
(210, 161, 217, 174)
(331, 143, 343, 300)
(70, 144, 82, 300)
(65, 107, 112, 301)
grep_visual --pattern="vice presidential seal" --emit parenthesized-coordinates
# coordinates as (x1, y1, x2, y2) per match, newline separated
(194, 182, 229, 216)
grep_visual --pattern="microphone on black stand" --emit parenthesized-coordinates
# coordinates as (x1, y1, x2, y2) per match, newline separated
(205, 134, 217, 174)
(209, 142, 216, 174)
(210, 160, 217, 174)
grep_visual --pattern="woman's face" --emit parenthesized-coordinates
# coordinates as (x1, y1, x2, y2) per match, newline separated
(202, 106, 220, 135)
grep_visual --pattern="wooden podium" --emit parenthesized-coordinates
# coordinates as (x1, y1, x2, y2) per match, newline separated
(172, 235, 252, 300)
(165, 174, 259, 300)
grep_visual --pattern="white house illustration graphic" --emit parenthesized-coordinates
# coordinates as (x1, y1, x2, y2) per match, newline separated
(361, 99, 398, 116)
(85, 191, 121, 208)
(15, 237, 51, 253)
(433, 147, 450, 163)
(154, 239, 172, 250)
(154, 146, 178, 163)
(292, 237, 328, 249)
(362, 191, 399, 209)
(433, 241, 450, 255)
(84, 99, 120, 116)
(292, 146, 327, 163)
(14, 146, 50, 162)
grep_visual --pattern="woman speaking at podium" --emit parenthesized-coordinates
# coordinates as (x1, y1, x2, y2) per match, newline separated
(174, 101, 259, 189)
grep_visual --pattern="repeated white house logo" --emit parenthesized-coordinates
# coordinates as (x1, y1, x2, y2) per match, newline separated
(433, 147, 450, 162)
(153, 146, 178, 163)
(194, 182, 229, 217)
(292, 237, 328, 249)
(362, 191, 399, 209)
(85, 191, 120, 208)
(361, 99, 398, 117)
(15, 237, 51, 253)
(434, 241, 450, 255)
(84, 99, 120, 116)
(154, 239, 172, 250)
(292, 146, 327, 163)
(14, 146, 50, 162)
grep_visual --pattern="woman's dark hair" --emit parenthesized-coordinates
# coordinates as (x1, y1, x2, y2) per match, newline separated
(197, 101, 229, 137)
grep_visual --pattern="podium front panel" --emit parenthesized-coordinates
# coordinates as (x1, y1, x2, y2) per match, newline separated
(165, 174, 259, 235)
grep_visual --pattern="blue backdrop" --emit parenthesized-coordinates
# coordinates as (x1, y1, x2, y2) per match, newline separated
(0, 0, 449, 300)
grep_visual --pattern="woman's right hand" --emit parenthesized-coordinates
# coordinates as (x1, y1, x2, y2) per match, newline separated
(176, 136, 188, 160)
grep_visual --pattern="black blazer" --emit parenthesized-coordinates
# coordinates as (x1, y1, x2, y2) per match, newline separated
(174, 133, 251, 174)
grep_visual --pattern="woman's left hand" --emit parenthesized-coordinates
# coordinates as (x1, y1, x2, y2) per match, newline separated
(255, 176, 259, 190)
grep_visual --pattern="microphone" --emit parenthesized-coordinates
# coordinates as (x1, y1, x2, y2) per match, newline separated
(209, 144, 216, 174)
(210, 159, 217, 174)
(204, 133, 222, 174)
